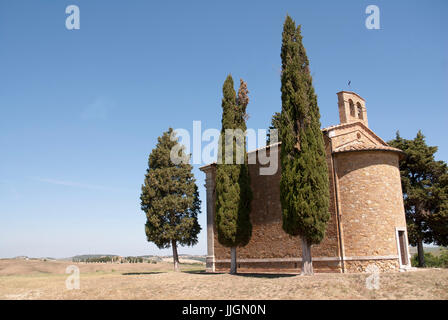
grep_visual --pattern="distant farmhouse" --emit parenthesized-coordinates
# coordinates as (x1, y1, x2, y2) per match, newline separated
(201, 91, 412, 273)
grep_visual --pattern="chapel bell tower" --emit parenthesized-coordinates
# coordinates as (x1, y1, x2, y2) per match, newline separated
(337, 91, 368, 128)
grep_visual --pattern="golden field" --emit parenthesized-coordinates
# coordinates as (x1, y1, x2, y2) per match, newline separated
(0, 259, 447, 300)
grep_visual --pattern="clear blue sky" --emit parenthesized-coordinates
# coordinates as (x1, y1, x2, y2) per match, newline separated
(0, 0, 447, 258)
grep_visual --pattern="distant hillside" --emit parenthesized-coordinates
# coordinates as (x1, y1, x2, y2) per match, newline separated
(180, 256, 206, 263)
(4, 254, 207, 263)
(70, 254, 117, 261)
(66, 254, 205, 264)
(8, 256, 56, 261)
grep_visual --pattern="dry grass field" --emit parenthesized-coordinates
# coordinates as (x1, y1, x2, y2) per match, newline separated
(0, 259, 447, 300)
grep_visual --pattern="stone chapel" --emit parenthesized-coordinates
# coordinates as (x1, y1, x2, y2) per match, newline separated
(200, 91, 411, 273)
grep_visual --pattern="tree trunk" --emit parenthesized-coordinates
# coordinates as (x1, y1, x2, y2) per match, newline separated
(230, 247, 237, 274)
(301, 237, 313, 275)
(172, 240, 180, 272)
(417, 239, 425, 268)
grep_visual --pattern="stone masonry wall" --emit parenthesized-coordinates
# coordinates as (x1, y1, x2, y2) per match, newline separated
(212, 144, 341, 272)
(203, 123, 409, 273)
(344, 259, 399, 273)
(335, 151, 407, 259)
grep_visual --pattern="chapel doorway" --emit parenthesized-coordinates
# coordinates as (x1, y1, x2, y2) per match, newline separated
(397, 230, 409, 266)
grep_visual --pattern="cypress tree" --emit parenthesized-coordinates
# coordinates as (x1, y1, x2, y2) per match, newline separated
(215, 75, 253, 274)
(267, 112, 281, 145)
(279, 16, 330, 275)
(389, 131, 448, 267)
(140, 128, 201, 272)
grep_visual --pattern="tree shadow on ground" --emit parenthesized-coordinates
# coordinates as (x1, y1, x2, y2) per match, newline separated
(182, 270, 222, 275)
(121, 272, 165, 275)
(182, 270, 297, 278)
(234, 273, 297, 279)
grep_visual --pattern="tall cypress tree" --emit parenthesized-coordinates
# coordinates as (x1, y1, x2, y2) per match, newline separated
(388, 131, 448, 267)
(279, 16, 330, 275)
(267, 112, 281, 145)
(140, 128, 201, 271)
(215, 75, 252, 274)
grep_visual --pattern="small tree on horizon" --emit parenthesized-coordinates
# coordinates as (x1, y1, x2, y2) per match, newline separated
(279, 15, 330, 275)
(215, 75, 253, 275)
(140, 128, 201, 272)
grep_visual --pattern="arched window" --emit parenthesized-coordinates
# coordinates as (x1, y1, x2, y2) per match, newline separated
(349, 99, 355, 117)
(357, 102, 363, 120)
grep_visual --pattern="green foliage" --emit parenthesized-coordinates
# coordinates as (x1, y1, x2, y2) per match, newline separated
(411, 249, 448, 268)
(74, 256, 150, 263)
(388, 131, 448, 249)
(215, 75, 253, 248)
(140, 128, 201, 249)
(124, 256, 144, 263)
(267, 112, 281, 145)
(411, 252, 438, 267)
(278, 15, 330, 244)
(441, 249, 448, 267)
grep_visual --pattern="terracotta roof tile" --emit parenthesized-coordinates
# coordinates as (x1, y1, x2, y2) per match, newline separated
(322, 123, 348, 131)
(322, 121, 387, 146)
(200, 124, 404, 170)
(334, 144, 404, 154)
